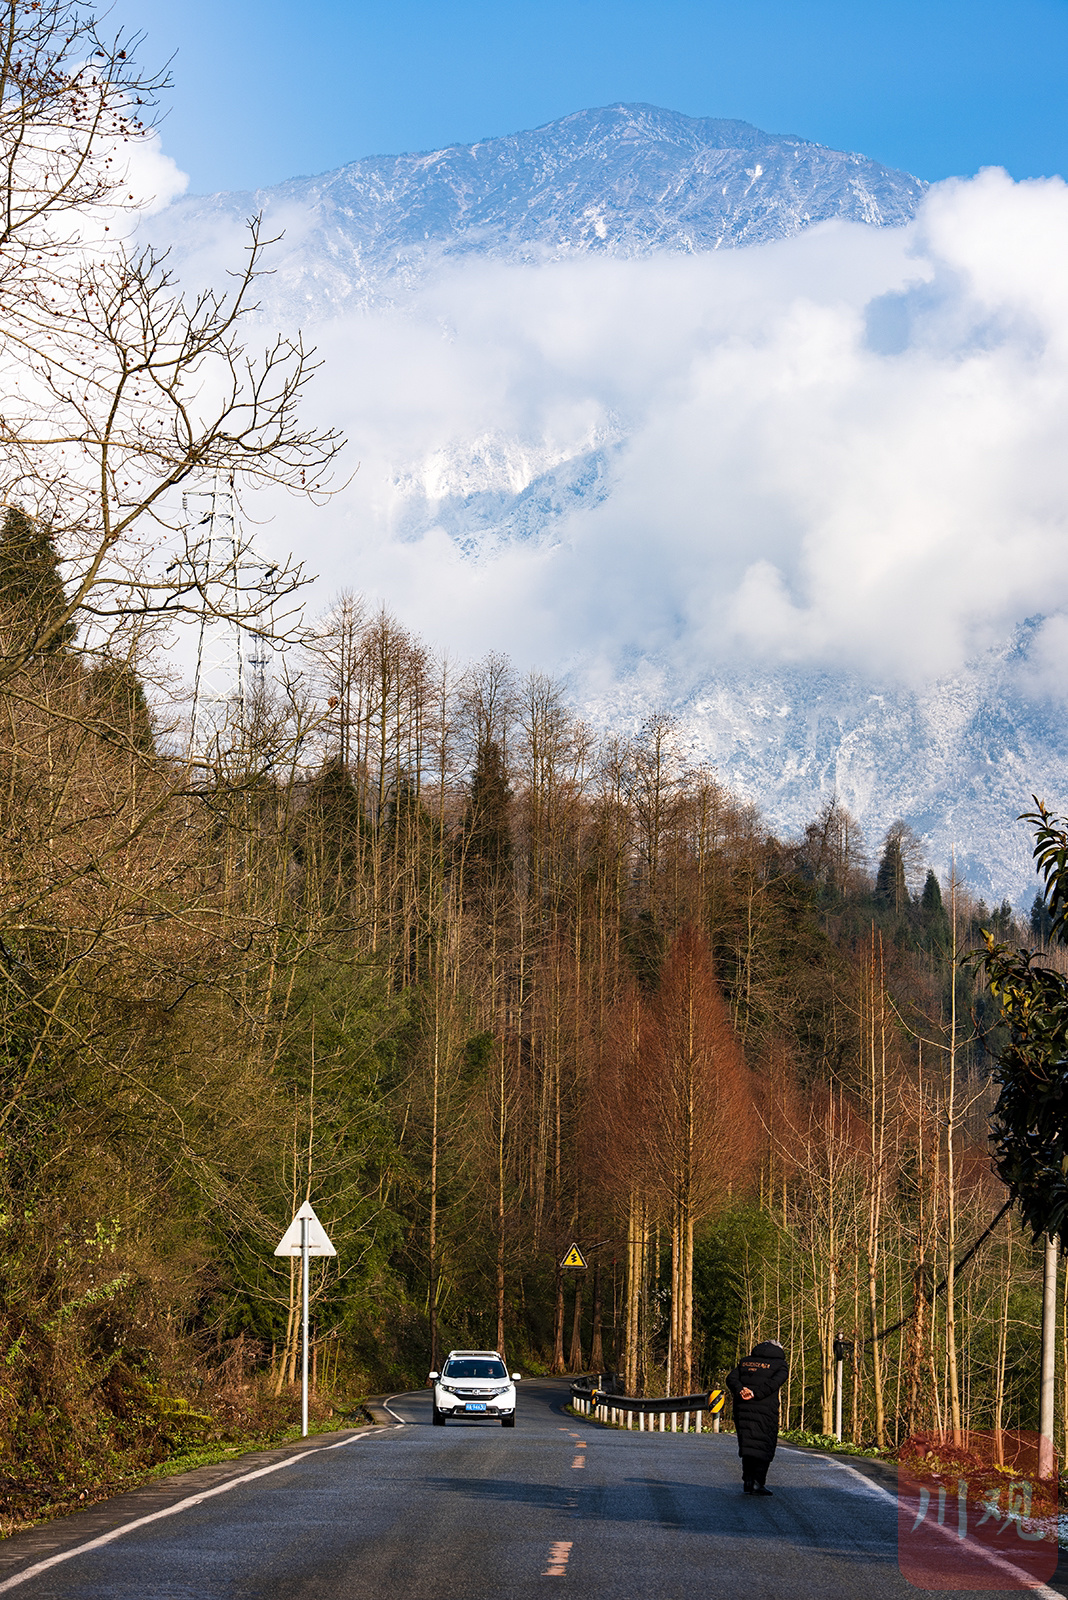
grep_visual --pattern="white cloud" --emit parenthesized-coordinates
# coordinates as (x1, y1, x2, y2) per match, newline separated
(149, 167, 1068, 708)
(118, 127, 188, 222)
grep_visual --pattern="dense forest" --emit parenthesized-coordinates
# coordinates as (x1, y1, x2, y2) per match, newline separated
(0, 561, 1057, 1520)
(0, 0, 1058, 1534)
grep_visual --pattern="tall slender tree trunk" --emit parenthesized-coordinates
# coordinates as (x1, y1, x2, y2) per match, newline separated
(945, 874, 963, 1446)
(907, 1263, 929, 1438)
(496, 1038, 507, 1358)
(428, 1013, 441, 1370)
(994, 1219, 1011, 1464)
(682, 1213, 695, 1392)
(590, 1263, 604, 1370)
(867, 940, 888, 1449)
(667, 1206, 679, 1396)
(568, 1279, 584, 1372)
(625, 1191, 641, 1393)
(552, 1263, 566, 1373)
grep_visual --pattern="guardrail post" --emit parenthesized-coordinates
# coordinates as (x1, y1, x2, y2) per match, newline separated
(659, 1411, 665, 1432)
(696, 1410, 702, 1433)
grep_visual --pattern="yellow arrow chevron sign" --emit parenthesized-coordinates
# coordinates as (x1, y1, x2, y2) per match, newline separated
(561, 1243, 588, 1269)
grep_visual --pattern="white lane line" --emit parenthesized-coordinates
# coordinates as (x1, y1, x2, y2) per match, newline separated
(382, 1393, 411, 1423)
(0, 1431, 373, 1595)
(542, 1539, 573, 1576)
(782, 1450, 1062, 1600)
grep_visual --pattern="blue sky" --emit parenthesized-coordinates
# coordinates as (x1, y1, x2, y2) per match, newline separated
(114, 0, 1068, 193)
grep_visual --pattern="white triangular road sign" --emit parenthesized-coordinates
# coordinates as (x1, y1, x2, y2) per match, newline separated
(274, 1200, 337, 1257)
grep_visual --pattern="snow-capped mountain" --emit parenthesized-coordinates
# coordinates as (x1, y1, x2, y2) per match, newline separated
(149, 103, 926, 313)
(581, 625, 1060, 907)
(145, 109, 1064, 905)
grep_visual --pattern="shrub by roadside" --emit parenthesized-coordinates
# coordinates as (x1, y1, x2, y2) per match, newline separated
(780, 1427, 883, 1458)
(0, 1328, 358, 1538)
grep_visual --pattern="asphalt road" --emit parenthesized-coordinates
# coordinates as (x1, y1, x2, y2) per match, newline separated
(2, 1378, 1066, 1598)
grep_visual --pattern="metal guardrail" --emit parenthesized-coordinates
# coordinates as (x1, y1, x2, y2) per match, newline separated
(569, 1372, 622, 1397)
(570, 1378, 723, 1434)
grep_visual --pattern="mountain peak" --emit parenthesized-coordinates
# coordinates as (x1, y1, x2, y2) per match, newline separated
(151, 104, 926, 315)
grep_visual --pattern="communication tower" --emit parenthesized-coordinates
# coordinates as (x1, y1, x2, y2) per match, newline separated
(182, 478, 279, 753)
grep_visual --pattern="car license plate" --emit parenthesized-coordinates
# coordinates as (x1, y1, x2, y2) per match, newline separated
(465, 1402, 487, 1411)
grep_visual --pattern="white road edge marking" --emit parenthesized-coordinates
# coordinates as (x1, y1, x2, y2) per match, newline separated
(780, 1448, 1063, 1600)
(0, 1431, 373, 1595)
(383, 1394, 410, 1423)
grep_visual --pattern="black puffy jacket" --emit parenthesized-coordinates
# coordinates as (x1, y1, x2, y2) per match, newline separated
(725, 1342, 789, 1461)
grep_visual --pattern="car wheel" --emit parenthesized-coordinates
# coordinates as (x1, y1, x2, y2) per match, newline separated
(501, 1414, 515, 1428)
(432, 1406, 445, 1426)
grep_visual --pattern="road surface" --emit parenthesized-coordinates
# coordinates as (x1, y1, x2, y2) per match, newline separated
(1, 1378, 1065, 1597)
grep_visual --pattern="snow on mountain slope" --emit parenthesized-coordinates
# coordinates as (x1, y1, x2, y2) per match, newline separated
(143, 111, 1066, 903)
(147, 103, 926, 314)
(580, 625, 1059, 905)
(388, 427, 623, 555)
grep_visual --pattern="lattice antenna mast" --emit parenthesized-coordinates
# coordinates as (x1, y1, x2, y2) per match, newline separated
(184, 475, 242, 752)
(182, 477, 284, 756)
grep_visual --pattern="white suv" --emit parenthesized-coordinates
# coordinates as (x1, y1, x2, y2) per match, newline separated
(429, 1350, 521, 1427)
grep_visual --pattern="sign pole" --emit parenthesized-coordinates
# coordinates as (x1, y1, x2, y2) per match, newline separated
(1039, 1232, 1057, 1478)
(301, 1214, 309, 1438)
(274, 1200, 335, 1441)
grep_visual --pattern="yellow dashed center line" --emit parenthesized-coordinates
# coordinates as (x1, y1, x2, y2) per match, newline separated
(543, 1539, 573, 1576)
(571, 1454, 586, 1468)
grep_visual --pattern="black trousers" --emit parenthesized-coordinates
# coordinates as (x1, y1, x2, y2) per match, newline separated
(741, 1455, 769, 1486)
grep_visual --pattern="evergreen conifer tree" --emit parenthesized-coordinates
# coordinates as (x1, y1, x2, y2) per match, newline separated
(465, 738, 512, 877)
(0, 505, 75, 655)
(296, 759, 365, 917)
(87, 661, 155, 753)
(875, 833, 908, 913)
(920, 868, 943, 917)
(1032, 891, 1054, 946)
(919, 867, 950, 951)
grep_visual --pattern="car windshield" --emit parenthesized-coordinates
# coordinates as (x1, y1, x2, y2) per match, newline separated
(443, 1358, 507, 1380)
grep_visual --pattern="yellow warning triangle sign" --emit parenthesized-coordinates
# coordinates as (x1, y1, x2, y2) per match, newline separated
(561, 1243, 588, 1269)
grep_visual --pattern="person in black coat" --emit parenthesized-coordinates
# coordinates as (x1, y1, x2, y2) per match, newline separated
(725, 1340, 789, 1495)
